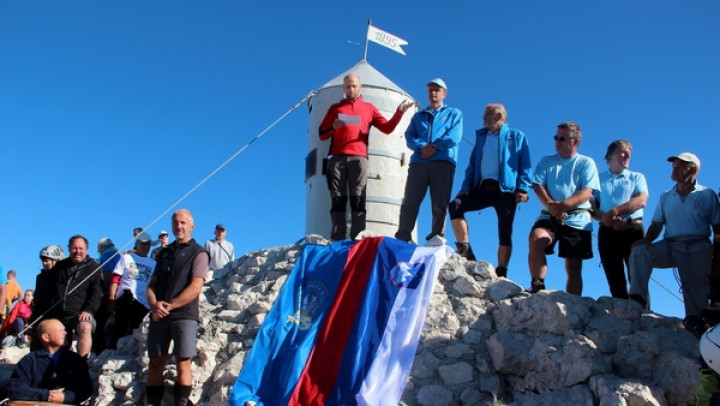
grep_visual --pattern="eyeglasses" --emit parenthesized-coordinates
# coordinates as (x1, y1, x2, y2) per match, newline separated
(553, 135, 573, 142)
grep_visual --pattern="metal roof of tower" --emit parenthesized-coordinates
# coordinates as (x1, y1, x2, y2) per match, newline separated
(317, 60, 411, 96)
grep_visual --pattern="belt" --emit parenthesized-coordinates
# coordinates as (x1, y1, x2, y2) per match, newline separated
(541, 208, 591, 216)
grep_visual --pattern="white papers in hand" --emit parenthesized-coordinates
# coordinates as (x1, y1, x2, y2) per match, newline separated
(338, 114, 361, 125)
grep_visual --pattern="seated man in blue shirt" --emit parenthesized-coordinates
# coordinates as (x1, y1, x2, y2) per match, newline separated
(9, 318, 92, 405)
(629, 152, 720, 319)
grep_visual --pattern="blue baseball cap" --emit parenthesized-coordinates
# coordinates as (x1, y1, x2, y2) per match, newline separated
(427, 78, 447, 90)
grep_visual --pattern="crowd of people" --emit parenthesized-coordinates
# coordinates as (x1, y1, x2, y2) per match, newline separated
(0, 74, 718, 405)
(0, 213, 232, 405)
(320, 74, 720, 321)
(319, 73, 720, 403)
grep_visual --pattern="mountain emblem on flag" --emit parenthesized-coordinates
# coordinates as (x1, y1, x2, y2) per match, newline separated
(388, 261, 426, 289)
(287, 280, 329, 330)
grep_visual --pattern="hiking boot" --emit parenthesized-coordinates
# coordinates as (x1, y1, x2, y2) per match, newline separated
(529, 277, 545, 293)
(455, 242, 476, 261)
(495, 266, 508, 278)
(426, 235, 447, 247)
(629, 294, 648, 310)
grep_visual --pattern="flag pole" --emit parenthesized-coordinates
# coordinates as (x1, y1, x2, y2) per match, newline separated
(363, 19, 371, 61)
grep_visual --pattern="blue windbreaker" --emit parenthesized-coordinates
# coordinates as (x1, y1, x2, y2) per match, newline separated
(405, 105, 463, 166)
(460, 124, 532, 193)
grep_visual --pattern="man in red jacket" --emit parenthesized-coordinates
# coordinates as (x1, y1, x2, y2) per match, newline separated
(319, 73, 410, 240)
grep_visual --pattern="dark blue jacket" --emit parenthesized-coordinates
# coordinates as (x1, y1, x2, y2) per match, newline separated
(9, 348, 92, 404)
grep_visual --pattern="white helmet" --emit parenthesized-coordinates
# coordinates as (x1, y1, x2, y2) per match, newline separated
(39, 245, 65, 261)
(700, 325, 720, 374)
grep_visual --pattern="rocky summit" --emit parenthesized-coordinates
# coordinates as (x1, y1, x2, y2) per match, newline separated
(20, 236, 701, 405)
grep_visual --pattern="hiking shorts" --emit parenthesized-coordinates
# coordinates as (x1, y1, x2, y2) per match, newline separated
(147, 318, 198, 359)
(532, 219, 593, 259)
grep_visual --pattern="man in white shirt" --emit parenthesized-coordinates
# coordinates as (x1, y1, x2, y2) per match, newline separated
(108, 232, 155, 349)
(205, 223, 235, 271)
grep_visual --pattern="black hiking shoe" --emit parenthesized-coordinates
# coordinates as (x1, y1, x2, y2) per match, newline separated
(629, 294, 648, 310)
(495, 266, 508, 278)
(455, 242, 476, 261)
(529, 277, 545, 293)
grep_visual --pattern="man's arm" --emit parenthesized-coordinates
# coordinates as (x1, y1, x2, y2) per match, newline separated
(600, 192, 648, 227)
(710, 223, 720, 302)
(318, 105, 338, 141)
(371, 101, 410, 134)
(557, 187, 596, 212)
(166, 277, 205, 312)
(147, 275, 169, 321)
(459, 134, 479, 193)
(81, 264, 104, 316)
(167, 251, 208, 311)
(63, 352, 93, 404)
(516, 131, 533, 193)
(429, 110, 463, 151)
(404, 114, 427, 152)
(9, 357, 50, 401)
(634, 221, 664, 246)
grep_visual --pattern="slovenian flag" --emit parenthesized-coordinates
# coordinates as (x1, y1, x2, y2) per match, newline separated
(229, 236, 450, 406)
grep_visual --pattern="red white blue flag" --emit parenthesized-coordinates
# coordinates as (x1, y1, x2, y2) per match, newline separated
(229, 236, 450, 406)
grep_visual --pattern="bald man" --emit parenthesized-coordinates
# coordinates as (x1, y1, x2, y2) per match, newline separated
(449, 104, 532, 277)
(146, 209, 209, 406)
(319, 73, 411, 240)
(10, 318, 92, 405)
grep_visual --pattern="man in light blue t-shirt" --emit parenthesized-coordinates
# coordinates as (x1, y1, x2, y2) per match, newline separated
(629, 152, 720, 319)
(528, 122, 600, 295)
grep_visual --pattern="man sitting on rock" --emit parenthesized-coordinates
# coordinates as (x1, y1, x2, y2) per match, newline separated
(9, 318, 92, 405)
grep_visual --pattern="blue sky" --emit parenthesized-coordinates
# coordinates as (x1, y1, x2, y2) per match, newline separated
(1, 2, 718, 318)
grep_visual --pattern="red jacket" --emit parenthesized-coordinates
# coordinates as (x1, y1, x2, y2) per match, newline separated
(318, 96, 404, 156)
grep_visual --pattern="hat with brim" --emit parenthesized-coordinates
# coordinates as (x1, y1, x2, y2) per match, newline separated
(667, 152, 701, 172)
(426, 78, 447, 90)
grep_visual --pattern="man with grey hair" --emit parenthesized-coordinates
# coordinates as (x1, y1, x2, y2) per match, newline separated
(146, 209, 209, 406)
(591, 140, 648, 299)
(528, 122, 600, 295)
(318, 73, 411, 240)
(449, 103, 531, 277)
(629, 152, 720, 319)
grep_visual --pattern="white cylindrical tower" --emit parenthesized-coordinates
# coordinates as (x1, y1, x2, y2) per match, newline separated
(305, 61, 418, 241)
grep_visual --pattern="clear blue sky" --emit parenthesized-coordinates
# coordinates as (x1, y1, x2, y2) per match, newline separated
(1, 2, 718, 318)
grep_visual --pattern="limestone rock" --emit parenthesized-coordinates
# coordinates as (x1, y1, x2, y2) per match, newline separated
(88, 239, 701, 406)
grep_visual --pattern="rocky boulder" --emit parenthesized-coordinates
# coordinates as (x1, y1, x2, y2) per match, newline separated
(90, 237, 701, 405)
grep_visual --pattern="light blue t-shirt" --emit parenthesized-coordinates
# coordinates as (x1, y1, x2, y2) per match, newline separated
(594, 169, 648, 221)
(533, 153, 600, 230)
(480, 132, 500, 181)
(653, 183, 720, 239)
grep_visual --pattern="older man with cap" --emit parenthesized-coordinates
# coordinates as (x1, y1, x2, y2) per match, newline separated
(629, 152, 720, 319)
(396, 78, 463, 244)
(205, 223, 235, 272)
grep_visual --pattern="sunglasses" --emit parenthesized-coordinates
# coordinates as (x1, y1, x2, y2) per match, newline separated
(553, 135, 573, 142)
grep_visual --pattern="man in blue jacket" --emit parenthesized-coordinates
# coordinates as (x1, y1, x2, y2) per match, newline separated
(449, 104, 532, 277)
(396, 78, 462, 244)
(9, 318, 92, 405)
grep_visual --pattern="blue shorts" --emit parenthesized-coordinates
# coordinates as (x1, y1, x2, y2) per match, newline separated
(147, 318, 198, 359)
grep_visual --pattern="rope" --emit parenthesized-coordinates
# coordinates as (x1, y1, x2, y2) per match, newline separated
(590, 230, 684, 304)
(24, 90, 317, 335)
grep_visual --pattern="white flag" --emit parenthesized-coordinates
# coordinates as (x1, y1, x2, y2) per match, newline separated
(366, 24, 408, 55)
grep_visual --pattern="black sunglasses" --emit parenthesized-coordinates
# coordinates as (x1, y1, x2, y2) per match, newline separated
(553, 135, 573, 142)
